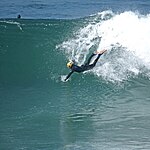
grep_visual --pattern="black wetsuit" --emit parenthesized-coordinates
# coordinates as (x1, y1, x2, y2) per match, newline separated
(65, 53, 102, 81)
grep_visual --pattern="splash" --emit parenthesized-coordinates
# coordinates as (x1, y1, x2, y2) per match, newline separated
(59, 11, 150, 82)
(97, 11, 150, 62)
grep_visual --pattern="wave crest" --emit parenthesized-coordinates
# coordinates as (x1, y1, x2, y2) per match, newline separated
(59, 11, 150, 82)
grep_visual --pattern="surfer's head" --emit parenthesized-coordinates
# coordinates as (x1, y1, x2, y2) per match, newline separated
(17, 14, 21, 19)
(67, 61, 74, 68)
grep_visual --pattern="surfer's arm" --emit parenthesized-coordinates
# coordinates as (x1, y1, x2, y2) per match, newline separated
(65, 71, 74, 81)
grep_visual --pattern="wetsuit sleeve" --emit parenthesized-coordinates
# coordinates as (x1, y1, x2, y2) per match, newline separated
(65, 71, 74, 81)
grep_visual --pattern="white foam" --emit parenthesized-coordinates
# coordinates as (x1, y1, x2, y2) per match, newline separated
(0, 20, 23, 30)
(98, 11, 150, 64)
(59, 11, 150, 82)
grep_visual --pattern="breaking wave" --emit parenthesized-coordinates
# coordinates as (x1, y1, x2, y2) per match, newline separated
(58, 11, 150, 82)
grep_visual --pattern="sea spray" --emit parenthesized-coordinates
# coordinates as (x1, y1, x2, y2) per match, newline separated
(97, 11, 150, 63)
(59, 11, 150, 82)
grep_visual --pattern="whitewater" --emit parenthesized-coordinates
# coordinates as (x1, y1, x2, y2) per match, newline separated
(1, 9, 150, 150)
(59, 11, 150, 82)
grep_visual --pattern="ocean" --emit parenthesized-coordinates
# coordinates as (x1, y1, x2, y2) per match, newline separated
(1, 1, 150, 150)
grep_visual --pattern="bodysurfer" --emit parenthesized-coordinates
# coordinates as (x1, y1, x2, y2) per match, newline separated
(64, 49, 107, 81)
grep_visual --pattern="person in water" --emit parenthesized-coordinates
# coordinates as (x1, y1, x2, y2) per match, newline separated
(17, 14, 21, 19)
(65, 49, 107, 81)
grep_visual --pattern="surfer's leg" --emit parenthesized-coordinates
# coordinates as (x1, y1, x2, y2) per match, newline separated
(84, 50, 106, 70)
(85, 53, 96, 65)
(91, 54, 102, 67)
(83, 54, 102, 71)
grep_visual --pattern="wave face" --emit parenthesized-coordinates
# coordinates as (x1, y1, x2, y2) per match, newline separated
(1, 11, 150, 84)
(59, 11, 150, 82)
(0, 19, 78, 85)
(1, 11, 150, 150)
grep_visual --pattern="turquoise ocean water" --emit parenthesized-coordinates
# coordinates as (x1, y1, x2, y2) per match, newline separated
(1, 1, 150, 150)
